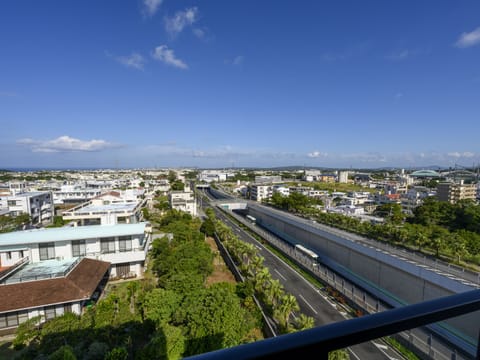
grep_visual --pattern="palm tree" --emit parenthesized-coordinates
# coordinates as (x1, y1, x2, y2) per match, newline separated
(275, 294, 300, 328)
(241, 243, 256, 266)
(249, 255, 264, 276)
(254, 267, 272, 292)
(294, 314, 315, 331)
(265, 279, 284, 306)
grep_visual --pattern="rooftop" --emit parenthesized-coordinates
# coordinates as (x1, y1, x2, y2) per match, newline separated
(3, 258, 78, 284)
(0, 257, 110, 313)
(410, 170, 441, 178)
(66, 202, 138, 214)
(0, 222, 147, 246)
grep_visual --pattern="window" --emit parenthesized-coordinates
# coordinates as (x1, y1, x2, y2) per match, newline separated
(44, 306, 56, 320)
(72, 240, 86, 257)
(19, 250, 24, 258)
(7, 200, 17, 206)
(100, 237, 115, 253)
(39, 242, 55, 260)
(0, 315, 6, 329)
(6, 313, 19, 327)
(6, 251, 11, 260)
(64, 304, 72, 313)
(18, 312, 28, 324)
(118, 236, 132, 252)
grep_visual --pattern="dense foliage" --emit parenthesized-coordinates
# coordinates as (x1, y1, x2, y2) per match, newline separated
(12, 209, 260, 359)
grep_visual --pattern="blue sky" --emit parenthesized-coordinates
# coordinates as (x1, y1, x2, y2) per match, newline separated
(1, 1, 480, 169)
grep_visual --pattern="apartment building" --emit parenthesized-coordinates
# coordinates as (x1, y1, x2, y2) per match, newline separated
(169, 185, 197, 216)
(0, 191, 54, 225)
(62, 191, 146, 226)
(249, 184, 273, 202)
(0, 222, 151, 278)
(0, 257, 110, 333)
(436, 181, 477, 204)
(53, 184, 104, 205)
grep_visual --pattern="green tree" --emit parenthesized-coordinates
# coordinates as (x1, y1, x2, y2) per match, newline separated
(275, 294, 300, 328)
(264, 279, 284, 307)
(142, 288, 181, 325)
(294, 314, 315, 331)
(13, 315, 42, 349)
(175, 283, 252, 356)
(200, 217, 216, 237)
(49, 345, 77, 360)
(105, 347, 128, 360)
(329, 349, 350, 360)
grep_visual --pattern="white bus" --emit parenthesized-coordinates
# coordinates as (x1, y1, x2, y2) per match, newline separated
(295, 244, 319, 265)
(246, 215, 256, 224)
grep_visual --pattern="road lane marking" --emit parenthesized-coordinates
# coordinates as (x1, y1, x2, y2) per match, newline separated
(298, 294, 318, 314)
(274, 268, 287, 280)
(348, 347, 361, 360)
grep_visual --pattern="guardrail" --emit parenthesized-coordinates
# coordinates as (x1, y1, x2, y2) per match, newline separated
(186, 289, 480, 360)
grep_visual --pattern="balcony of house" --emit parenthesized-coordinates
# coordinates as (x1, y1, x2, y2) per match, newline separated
(86, 247, 147, 264)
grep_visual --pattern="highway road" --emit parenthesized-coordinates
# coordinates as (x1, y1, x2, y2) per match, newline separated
(201, 190, 400, 360)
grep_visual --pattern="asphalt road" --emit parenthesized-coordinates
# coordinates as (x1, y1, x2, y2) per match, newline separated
(201, 191, 400, 360)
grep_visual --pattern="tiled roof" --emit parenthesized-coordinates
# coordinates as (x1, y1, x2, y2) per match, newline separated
(0, 258, 110, 313)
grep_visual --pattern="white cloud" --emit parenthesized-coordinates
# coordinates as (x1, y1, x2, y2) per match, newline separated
(386, 50, 409, 60)
(307, 151, 327, 158)
(447, 151, 476, 158)
(455, 27, 480, 48)
(0, 91, 17, 97)
(17, 136, 120, 153)
(116, 53, 145, 70)
(233, 56, 244, 66)
(165, 7, 198, 37)
(152, 45, 188, 69)
(192, 28, 205, 39)
(143, 0, 163, 17)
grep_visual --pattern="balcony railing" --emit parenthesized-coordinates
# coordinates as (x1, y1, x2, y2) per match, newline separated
(186, 289, 480, 360)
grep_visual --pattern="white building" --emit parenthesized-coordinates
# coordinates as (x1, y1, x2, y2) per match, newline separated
(62, 191, 146, 226)
(169, 185, 197, 216)
(338, 171, 349, 183)
(53, 184, 104, 205)
(0, 222, 151, 278)
(0, 191, 54, 225)
(272, 185, 290, 197)
(249, 184, 273, 202)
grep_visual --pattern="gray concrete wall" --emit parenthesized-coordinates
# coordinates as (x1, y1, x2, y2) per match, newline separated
(248, 205, 480, 341)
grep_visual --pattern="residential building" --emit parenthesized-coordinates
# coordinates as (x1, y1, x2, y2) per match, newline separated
(0, 191, 54, 225)
(254, 176, 282, 184)
(338, 171, 349, 183)
(437, 181, 477, 204)
(53, 184, 104, 205)
(0, 222, 151, 278)
(249, 184, 273, 202)
(169, 184, 197, 216)
(0, 257, 110, 333)
(289, 186, 313, 196)
(62, 191, 146, 226)
(272, 185, 290, 197)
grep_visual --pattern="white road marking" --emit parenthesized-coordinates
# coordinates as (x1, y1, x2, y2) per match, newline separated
(298, 294, 318, 314)
(274, 268, 287, 281)
(348, 347, 361, 360)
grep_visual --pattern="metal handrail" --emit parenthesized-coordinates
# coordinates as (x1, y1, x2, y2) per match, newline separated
(186, 289, 480, 360)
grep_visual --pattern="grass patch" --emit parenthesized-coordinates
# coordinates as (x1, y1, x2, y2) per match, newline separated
(383, 336, 420, 360)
